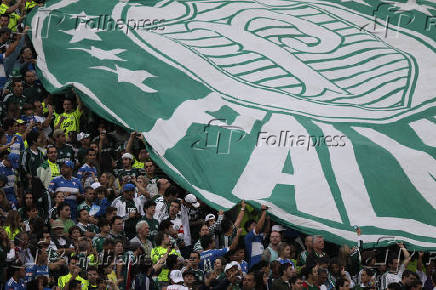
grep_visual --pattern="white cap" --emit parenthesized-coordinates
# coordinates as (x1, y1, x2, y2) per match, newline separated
(185, 194, 200, 208)
(169, 270, 184, 283)
(77, 132, 90, 141)
(122, 152, 134, 160)
(224, 261, 241, 272)
(91, 182, 101, 190)
(271, 225, 285, 232)
(205, 213, 215, 222)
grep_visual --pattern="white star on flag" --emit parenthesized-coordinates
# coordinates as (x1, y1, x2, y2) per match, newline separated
(61, 11, 102, 43)
(91, 65, 157, 93)
(62, 27, 102, 43)
(69, 46, 126, 61)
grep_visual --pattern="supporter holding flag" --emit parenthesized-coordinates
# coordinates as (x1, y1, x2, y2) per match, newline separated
(244, 204, 269, 270)
(126, 131, 147, 173)
(154, 181, 176, 223)
(199, 228, 242, 273)
(53, 92, 83, 140)
(380, 243, 412, 289)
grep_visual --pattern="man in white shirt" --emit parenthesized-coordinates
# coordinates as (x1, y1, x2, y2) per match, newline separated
(154, 183, 177, 223)
(380, 243, 411, 289)
(179, 194, 200, 247)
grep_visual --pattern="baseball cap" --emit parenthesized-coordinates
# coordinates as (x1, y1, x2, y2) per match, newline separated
(224, 261, 241, 272)
(169, 270, 184, 283)
(123, 183, 135, 192)
(122, 152, 134, 160)
(205, 213, 215, 222)
(61, 160, 74, 169)
(51, 219, 64, 229)
(77, 132, 90, 141)
(185, 194, 200, 208)
(271, 225, 285, 232)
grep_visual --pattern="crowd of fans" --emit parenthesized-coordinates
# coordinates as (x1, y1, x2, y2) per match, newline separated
(0, 0, 435, 290)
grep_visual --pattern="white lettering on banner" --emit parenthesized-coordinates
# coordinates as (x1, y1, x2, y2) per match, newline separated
(145, 92, 266, 156)
(145, 92, 225, 155)
(317, 122, 436, 237)
(314, 121, 374, 225)
(409, 119, 436, 147)
(354, 127, 436, 210)
(233, 113, 342, 222)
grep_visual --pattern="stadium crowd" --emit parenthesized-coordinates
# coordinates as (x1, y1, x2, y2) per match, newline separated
(0, 0, 435, 290)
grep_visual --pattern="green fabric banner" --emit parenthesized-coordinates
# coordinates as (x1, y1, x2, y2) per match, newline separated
(28, 0, 436, 249)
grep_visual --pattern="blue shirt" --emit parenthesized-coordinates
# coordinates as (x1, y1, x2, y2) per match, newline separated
(277, 258, 295, 268)
(200, 247, 229, 272)
(6, 134, 25, 157)
(244, 229, 264, 269)
(5, 277, 26, 290)
(0, 161, 15, 196)
(240, 260, 248, 274)
(21, 115, 39, 133)
(95, 198, 110, 217)
(48, 175, 84, 200)
(0, 54, 6, 89)
(25, 264, 49, 283)
(76, 163, 98, 180)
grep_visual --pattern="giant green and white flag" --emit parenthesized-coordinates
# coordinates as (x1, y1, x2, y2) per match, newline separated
(29, 0, 436, 249)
